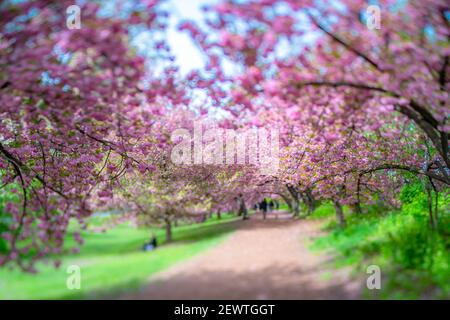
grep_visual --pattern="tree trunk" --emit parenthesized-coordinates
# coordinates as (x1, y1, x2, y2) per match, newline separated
(333, 201, 346, 227)
(306, 201, 314, 215)
(165, 219, 172, 242)
(428, 177, 439, 229)
(354, 201, 363, 214)
(434, 190, 439, 227)
(426, 183, 436, 229)
(238, 196, 248, 220)
(286, 185, 301, 217)
(305, 189, 316, 216)
(274, 200, 279, 210)
(236, 198, 242, 216)
(217, 209, 221, 220)
(293, 200, 300, 217)
(280, 194, 293, 212)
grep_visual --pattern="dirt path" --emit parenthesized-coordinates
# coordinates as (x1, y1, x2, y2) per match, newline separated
(120, 212, 361, 299)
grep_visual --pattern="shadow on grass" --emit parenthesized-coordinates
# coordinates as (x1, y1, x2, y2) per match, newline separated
(63, 216, 241, 259)
(168, 219, 241, 244)
(50, 220, 242, 299)
(59, 278, 146, 300)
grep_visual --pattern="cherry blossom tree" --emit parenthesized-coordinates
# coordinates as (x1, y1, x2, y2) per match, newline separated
(182, 0, 449, 181)
(2, 0, 448, 269)
(0, 0, 186, 269)
(179, 0, 449, 225)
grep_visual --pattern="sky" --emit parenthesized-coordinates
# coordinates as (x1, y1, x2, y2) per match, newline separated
(162, 0, 318, 76)
(165, 0, 216, 75)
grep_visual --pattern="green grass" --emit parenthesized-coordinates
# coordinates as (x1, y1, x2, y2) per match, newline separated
(278, 202, 290, 211)
(0, 213, 240, 299)
(309, 190, 450, 300)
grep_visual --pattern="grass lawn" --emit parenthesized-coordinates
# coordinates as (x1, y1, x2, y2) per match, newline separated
(0, 213, 240, 299)
(308, 199, 449, 299)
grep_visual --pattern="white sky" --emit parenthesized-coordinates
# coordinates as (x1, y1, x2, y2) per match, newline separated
(165, 0, 216, 75)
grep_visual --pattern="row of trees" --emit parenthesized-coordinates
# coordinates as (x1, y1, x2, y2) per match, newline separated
(181, 0, 449, 224)
(0, 0, 448, 270)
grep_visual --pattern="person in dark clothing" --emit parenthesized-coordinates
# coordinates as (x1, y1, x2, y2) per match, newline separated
(143, 233, 157, 251)
(258, 199, 267, 220)
(260, 199, 267, 213)
(150, 233, 157, 248)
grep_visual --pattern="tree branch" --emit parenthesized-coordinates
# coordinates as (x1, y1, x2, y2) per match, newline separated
(307, 12, 380, 71)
